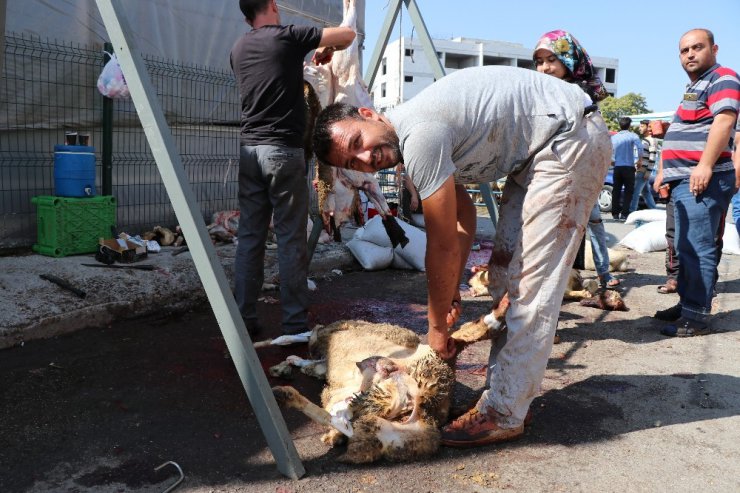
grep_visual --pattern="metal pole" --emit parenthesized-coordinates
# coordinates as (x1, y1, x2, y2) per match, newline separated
(363, 0, 401, 89)
(478, 182, 498, 232)
(94, 0, 305, 480)
(403, 0, 445, 81)
(101, 43, 113, 196)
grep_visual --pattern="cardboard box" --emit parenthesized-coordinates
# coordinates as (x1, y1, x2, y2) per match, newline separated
(98, 237, 147, 263)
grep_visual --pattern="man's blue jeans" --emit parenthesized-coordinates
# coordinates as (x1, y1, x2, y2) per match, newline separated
(629, 167, 657, 213)
(672, 170, 735, 323)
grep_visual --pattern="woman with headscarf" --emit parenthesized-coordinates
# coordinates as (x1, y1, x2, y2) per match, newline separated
(533, 29, 609, 103)
(533, 30, 619, 288)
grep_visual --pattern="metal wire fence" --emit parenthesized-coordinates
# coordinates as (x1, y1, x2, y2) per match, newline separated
(0, 33, 241, 250)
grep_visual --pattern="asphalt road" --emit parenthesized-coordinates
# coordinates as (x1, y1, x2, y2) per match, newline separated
(2, 217, 740, 493)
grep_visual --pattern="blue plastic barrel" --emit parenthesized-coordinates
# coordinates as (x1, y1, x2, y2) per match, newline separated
(54, 145, 96, 197)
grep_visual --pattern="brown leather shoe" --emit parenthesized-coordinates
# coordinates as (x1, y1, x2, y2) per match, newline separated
(441, 407, 524, 448)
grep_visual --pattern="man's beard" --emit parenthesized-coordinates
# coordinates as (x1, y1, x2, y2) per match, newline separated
(382, 128, 403, 166)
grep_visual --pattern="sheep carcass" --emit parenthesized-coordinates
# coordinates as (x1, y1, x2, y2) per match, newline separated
(305, 0, 399, 240)
(272, 318, 497, 463)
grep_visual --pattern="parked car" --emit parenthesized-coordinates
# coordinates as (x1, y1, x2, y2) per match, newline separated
(598, 166, 663, 213)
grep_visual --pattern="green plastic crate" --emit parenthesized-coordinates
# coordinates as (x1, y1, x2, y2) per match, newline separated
(31, 195, 117, 257)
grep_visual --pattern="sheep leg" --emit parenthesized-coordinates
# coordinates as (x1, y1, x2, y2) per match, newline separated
(272, 386, 335, 429)
(563, 289, 593, 300)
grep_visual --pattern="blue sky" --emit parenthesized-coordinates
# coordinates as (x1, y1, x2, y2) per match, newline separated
(361, 0, 740, 112)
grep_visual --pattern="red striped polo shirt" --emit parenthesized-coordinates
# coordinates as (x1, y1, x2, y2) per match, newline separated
(662, 64, 740, 182)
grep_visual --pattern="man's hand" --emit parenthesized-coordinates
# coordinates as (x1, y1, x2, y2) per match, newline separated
(653, 169, 663, 193)
(428, 328, 456, 360)
(312, 46, 335, 65)
(446, 299, 462, 327)
(689, 162, 714, 196)
(409, 193, 419, 212)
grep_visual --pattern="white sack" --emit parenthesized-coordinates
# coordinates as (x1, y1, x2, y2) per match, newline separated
(410, 213, 425, 228)
(393, 220, 427, 271)
(722, 224, 740, 255)
(619, 220, 667, 253)
(357, 215, 393, 248)
(391, 252, 415, 270)
(625, 208, 667, 225)
(347, 238, 393, 270)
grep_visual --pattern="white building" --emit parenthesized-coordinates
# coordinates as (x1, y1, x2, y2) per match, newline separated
(370, 36, 619, 112)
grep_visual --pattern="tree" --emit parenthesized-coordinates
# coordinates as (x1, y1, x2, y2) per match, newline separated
(599, 93, 650, 131)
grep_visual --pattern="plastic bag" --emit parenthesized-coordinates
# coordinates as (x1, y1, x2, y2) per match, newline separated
(97, 53, 130, 99)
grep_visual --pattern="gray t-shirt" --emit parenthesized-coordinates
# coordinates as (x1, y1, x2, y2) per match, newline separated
(386, 66, 588, 199)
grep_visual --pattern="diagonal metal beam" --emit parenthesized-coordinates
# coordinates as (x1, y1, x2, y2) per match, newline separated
(403, 0, 445, 81)
(363, 0, 401, 89)
(94, 0, 304, 480)
(364, 0, 446, 89)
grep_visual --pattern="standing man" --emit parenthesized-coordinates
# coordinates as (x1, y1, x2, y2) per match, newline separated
(312, 66, 611, 446)
(230, 0, 355, 335)
(629, 120, 658, 213)
(657, 28, 739, 337)
(610, 117, 643, 220)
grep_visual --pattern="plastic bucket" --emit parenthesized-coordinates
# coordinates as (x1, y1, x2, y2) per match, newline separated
(54, 144, 96, 197)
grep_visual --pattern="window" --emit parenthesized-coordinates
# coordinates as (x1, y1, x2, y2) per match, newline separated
(404, 75, 414, 83)
(605, 68, 616, 83)
(405, 48, 414, 57)
(380, 83, 386, 98)
(381, 59, 387, 75)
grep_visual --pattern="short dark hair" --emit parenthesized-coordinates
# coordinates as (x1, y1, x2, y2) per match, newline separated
(239, 0, 270, 23)
(640, 119, 650, 125)
(618, 117, 632, 130)
(313, 103, 363, 165)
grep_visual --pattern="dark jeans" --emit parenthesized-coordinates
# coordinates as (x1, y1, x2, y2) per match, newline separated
(611, 166, 635, 219)
(234, 144, 309, 334)
(672, 170, 734, 322)
(665, 183, 725, 283)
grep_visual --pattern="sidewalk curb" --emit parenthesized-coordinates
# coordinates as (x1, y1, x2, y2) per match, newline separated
(0, 242, 357, 350)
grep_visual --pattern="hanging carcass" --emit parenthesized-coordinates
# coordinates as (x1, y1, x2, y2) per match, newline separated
(304, 0, 407, 247)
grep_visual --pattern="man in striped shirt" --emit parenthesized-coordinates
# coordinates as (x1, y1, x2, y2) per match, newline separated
(656, 28, 740, 337)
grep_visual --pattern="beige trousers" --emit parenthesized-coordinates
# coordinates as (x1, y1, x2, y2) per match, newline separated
(480, 112, 612, 428)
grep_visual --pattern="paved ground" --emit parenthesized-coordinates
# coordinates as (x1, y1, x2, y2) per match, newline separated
(1, 212, 739, 492)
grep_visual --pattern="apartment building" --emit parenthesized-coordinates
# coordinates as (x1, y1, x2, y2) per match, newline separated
(370, 36, 619, 112)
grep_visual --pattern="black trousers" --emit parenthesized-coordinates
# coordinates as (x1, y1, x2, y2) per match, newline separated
(612, 166, 635, 219)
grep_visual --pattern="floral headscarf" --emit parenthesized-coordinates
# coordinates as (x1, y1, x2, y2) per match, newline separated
(533, 29, 609, 102)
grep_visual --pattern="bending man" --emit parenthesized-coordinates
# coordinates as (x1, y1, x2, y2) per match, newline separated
(312, 66, 611, 447)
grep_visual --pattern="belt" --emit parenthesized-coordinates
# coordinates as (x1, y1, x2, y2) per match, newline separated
(583, 104, 599, 116)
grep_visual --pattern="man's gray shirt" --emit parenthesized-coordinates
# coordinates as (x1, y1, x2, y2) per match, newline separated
(386, 66, 589, 200)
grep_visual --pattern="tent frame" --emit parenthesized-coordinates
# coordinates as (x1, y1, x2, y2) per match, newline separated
(94, 0, 305, 480)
